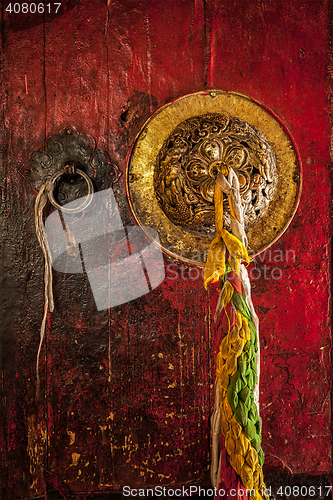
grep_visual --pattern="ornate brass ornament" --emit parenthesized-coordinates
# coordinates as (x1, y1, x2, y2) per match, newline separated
(24, 125, 121, 203)
(128, 91, 301, 265)
(154, 114, 277, 235)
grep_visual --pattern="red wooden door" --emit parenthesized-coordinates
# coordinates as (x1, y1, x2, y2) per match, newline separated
(1, 0, 331, 498)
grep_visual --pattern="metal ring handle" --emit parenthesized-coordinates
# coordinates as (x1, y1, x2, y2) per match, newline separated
(47, 167, 94, 213)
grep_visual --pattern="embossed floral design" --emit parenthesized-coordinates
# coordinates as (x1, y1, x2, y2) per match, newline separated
(154, 114, 277, 235)
(185, 139, 249, 203)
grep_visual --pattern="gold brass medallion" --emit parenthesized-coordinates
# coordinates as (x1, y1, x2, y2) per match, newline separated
(127, 91, 301, 266)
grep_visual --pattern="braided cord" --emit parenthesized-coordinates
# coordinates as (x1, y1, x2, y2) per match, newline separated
(205, 182, 269, 500)
(216, 279, 268, 499)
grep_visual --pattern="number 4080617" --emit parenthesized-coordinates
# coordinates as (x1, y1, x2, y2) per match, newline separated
(6, 3, 62, 14)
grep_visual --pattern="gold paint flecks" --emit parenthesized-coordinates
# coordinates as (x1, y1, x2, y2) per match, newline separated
(67, 430, 76, 445)
(71, 452, 81, 467)
(26, 414, 47, 491)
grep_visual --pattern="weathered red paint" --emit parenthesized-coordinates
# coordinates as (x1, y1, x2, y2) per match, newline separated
(0, 0, 331, 497)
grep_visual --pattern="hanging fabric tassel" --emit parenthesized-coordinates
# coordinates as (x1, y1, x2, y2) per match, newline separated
(206, 167, 269, 500)
(34, 182, 54, 400)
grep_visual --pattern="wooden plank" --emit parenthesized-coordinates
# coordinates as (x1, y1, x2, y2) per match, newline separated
(0, 4, 47, 499)
(205, 0, 332, 473)
(43, 0, 210, 491)
(42, 0, 212, 491)
(43, 0, 112, 492)
(104, 0, 211, 489)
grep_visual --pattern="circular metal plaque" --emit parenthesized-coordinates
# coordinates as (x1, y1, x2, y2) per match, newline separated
(127, 91, 301, 266)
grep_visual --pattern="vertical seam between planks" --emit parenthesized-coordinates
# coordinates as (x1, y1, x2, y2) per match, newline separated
(42, 6, 49, 474)
(327, 0, 333, 476)
(203, 0, 209, 89)
(106, 0, 112, 388)
(145, 0, 153, 113)
(207, 285, 212, 462)
(43, 8, 47, 143)
(0, 3, 7, 494)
